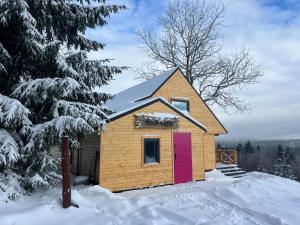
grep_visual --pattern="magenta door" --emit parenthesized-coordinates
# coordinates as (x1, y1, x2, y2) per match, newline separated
(173, 132, 193, 184)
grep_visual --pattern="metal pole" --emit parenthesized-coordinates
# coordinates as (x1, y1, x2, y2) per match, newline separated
(62, 136, 71, 208)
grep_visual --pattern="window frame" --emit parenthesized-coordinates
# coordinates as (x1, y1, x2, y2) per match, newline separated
(142, 136, 161, 166)
(170, 98, 190, 113)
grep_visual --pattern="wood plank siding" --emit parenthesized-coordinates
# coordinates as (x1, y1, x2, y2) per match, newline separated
(153, 70, 225, 170)
(153, 70, 226, 135)
(203, 134, 216, 170)
(100, 101, 205, 191)
(71, 134, 100, 182)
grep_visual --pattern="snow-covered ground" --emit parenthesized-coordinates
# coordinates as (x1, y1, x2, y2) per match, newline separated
(1, 170, 300, 225)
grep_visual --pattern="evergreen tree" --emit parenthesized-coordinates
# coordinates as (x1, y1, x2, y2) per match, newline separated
(272, 147, 297, 180)
(256, 144, 266, 172)
(0, 94, 32, 200)
(256, 145, 261, 152)
(244, 141, 254, 154)
(0, 0, 126, 199)
(236, 143, 243, 165)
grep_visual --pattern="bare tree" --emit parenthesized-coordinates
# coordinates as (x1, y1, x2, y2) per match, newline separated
(137, 0, 262, 111)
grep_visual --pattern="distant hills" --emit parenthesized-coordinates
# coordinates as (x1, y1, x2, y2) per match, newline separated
(216, 139, 300, 151)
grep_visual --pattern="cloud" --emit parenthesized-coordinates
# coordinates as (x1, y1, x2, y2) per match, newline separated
(87, 0, 168, 93)
(87, 0, 300, 140)
(215, 0, 300, 140)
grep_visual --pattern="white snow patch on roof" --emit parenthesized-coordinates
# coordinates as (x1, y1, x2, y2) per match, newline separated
(105, 68, 177, 112)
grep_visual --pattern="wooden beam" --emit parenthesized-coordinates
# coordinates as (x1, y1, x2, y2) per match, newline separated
(62, 136, 71, 208)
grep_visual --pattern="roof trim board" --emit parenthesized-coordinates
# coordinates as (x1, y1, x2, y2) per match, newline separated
(107, 97, 208, 132)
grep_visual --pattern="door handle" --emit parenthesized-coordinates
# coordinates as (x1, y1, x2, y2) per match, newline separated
(174, 153, 177, 160)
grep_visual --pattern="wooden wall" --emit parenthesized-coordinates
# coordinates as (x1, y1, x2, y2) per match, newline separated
(71, 134, 100, 182)
(153, 70, 224, 170)
(153, 70, 226, 135)
(100, 101, 205, 191)
(203, 134, 216, 170)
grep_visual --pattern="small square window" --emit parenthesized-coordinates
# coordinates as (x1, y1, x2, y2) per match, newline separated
(171, 99, 189, 113)
(144, 138, 160, 164)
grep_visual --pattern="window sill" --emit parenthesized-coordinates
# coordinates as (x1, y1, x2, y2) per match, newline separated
(142, 162, 160, 167)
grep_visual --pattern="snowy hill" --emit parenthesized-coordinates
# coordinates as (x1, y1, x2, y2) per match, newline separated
(1, 170, 299, 225)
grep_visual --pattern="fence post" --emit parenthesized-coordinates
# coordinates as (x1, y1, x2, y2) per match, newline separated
(62, 136, 71, 208)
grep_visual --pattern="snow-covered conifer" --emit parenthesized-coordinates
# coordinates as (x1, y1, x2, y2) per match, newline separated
(0, 95, 32, 200)
(0, 0, 126, 197)
(272, 148, 297, 180)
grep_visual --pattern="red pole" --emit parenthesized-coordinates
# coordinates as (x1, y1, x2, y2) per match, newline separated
(62, 136, 71, 208)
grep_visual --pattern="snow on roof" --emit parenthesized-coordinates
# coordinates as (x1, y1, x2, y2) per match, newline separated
(135, 112, 179, 119)
(107, 97, 207, 131)
(105, 68, 178, 113)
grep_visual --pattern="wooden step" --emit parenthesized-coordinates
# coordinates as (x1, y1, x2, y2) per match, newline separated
(223, 171, 247, 177)
(220, 168, 243, 173)
(216, 166, 238, 170)
(233, 175, 246, 178)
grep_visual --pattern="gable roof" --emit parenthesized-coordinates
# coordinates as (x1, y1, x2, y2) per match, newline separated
(105, 68, 177, 112)
(105, 67, 227, 133)
(107, 97, 207, 131)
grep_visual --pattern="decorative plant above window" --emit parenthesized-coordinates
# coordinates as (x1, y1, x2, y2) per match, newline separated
(135, 112, 179, 128)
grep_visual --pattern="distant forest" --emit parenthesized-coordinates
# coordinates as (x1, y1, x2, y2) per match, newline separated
(217, 139, 300, 182)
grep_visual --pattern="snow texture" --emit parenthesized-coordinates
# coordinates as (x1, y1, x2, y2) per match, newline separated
(11, 77, 81, 105)
(0, 94, 31, 129)
(0, 171, 25, 202)
(0, 129, 19, 166)
(51, 100, 107, 128)
(105, 68, 177, 112)
(0, 171, 299, 225)
(136, 112, 179, 119)
(24, 116, 95, 153)
(136, 112, 179, 128)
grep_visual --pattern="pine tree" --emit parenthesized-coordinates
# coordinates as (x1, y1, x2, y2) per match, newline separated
(244, 141, 254, 154)
(0, 0, 126, 198)
(256, 145, 260, 152)
(236, 143, 243, 165)
(0, 94, 32, 200)
(256, 144, 267, 172)
(272, 146, 297, 180)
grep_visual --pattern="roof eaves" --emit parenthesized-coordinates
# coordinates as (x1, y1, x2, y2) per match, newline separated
(106, 96, 208, 132)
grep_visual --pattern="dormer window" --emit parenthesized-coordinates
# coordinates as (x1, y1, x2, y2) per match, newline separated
(171, 99, 190, 113)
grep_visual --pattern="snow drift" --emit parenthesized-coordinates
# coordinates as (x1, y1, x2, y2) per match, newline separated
(0, 171, 299, 225)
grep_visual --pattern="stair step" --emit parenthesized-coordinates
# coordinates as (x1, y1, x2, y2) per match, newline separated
(220, 168, 242, 173)
(216, 166, 237, 170)
(224, 171, 247, 176)
(233, 175, 246, 178)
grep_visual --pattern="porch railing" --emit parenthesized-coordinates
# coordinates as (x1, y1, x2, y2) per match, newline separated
(216, 149, 237, 164)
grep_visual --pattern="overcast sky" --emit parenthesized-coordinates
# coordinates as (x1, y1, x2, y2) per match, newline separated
(87, 0, 300, 140)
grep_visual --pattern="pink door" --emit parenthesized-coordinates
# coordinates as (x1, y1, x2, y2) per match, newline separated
(173, 132, 193, 184)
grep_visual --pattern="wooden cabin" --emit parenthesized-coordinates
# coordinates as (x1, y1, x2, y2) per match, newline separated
(71, 68, 227, 191)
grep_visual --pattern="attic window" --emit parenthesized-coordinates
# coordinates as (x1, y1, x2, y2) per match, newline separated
(171, 99, 189, 113)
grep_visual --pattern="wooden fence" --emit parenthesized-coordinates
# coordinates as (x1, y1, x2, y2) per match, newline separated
(216, 149, 237, 164)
